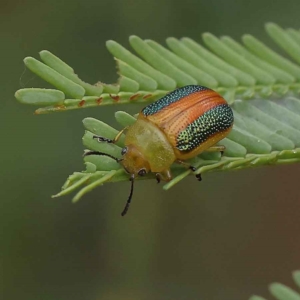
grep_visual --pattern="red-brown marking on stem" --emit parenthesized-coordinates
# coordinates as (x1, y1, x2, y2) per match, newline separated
(143, 94, 152, 99)
(110, 94, 120, 101)
(130, 93, 140, 101)
(96, 97, 102, 105)
(78, 100, 86, 107)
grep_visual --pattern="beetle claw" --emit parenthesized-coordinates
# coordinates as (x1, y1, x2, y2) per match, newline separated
(190, 166, 197, 172)
(155, 173, 161, 184)
(195, 173, 202, 181)
(188, 165, 202, 181)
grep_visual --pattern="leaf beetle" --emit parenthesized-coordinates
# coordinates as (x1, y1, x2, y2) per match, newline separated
(84, 85, 234, 216)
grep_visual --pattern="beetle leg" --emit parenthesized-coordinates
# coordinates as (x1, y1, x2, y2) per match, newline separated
(205, 145, 226, 156)
(93, 127, 128, 144)
(176, 160, 197, 172)
(156, 170, 172, 183)
(155, 173, 161, 184)
(175, 160, 202, 181)
(195, 174, 202, 181)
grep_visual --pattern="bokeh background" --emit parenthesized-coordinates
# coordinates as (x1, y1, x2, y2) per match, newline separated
(2, 0, 300, 299)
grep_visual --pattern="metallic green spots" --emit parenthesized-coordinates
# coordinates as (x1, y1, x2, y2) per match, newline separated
(176, 104, 234, 151)
(142, 85, 209, 116)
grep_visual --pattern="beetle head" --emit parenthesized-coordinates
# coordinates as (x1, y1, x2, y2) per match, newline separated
(120, 144, 151, 177)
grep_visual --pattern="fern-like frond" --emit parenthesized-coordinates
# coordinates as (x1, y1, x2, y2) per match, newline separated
(53, 98, 300, 202)
(15, 22, 300, 113)
(14, 22, 300, 201)
(249, 270, 300, 300)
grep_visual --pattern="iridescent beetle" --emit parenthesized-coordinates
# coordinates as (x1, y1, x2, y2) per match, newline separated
(84, 85, 234, 216)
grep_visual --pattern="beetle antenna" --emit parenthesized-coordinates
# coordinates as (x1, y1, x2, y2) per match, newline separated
(121, 174, 135, 216)
(83, 150, 122, 163)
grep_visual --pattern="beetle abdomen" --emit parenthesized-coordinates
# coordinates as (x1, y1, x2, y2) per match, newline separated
(176, 104, 233, 152)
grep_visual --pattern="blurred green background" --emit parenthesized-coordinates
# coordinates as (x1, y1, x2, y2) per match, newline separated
(2, 0, 300, 299)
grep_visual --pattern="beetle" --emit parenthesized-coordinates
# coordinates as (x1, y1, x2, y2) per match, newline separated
(84, 85, 234, 216)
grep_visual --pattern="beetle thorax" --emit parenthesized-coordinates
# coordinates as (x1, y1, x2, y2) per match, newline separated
(124, 117, 176, 173)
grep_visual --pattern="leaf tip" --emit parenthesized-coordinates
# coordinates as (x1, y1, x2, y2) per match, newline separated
(166, 37, 177, 43)
(129, 34, 139, 41)
(14, 89, 21, 101)
(39, 50, 49, 56)
(72, 197, 79, 203)
(106, 40, 117, 49)
(202, 32, 217, 43)
(23, 56, 35, 65)
(265, 22, 278, 30)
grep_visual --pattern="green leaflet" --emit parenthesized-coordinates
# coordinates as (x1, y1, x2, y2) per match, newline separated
(269, 283, 300, 300)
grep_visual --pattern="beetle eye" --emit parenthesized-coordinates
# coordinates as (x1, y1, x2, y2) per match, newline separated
(121, 147, 127, 155)
(138, 169, 147, 177)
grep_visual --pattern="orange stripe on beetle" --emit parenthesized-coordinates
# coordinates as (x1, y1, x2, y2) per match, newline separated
(143, 89, 225, 126)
